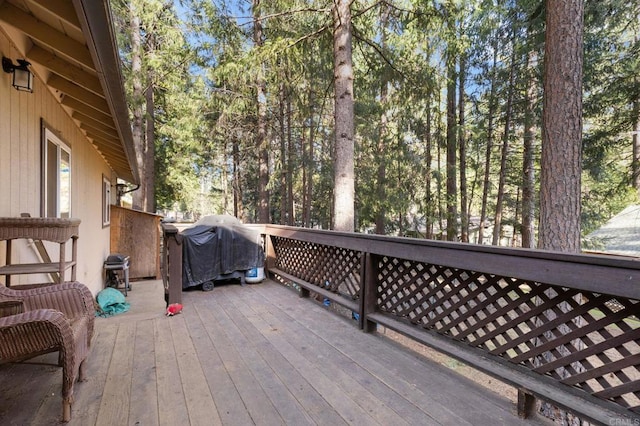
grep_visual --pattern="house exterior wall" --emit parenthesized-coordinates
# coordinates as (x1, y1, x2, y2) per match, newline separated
(0, 36, 115, 295)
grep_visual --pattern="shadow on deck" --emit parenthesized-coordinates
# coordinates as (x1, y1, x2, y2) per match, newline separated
(0, 279, 543, 425)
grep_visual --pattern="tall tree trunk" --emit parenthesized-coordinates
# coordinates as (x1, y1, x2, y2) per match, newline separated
(375, 4, 391, 235)
(633, 77, 640, 197)
(130, 2, 145, 211)
(446, 50, 458, 241)
(522, 51, 537, 248)
(332, 0, 355, 232)
(437, 114, 444, 238)
(375, 108, 388, 234)
(459, 54, 468, 243)
(144, 78, 155, 213)
(512, 187, 520, 247)
(143, 29, 156, 214)
(303, 86, 314, 228)
(287, 93, 294, 225)
(222, 139, 229, 214)
(540, 0, 584, 252)
(539, 2, 584, 422)
(492, 30, 517, 246)
(279, 84, 287, 224)
(477, 44, 498, 245)
(254, 0, 269, 223)
(424, 100, 434, 239)
(232, 139, 244, 221)
(634, 97, 640, 197)
(634, 21, 640, 198)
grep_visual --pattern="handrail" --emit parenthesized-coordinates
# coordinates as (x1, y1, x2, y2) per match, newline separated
(258, 224, 640, 424)
(258, 224, 640, 300)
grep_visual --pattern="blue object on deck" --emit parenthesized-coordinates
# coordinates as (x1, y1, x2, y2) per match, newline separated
(245, 267, 265, 283)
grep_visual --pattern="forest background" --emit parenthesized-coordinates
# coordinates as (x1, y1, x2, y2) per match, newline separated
(111, 0, 640, 248)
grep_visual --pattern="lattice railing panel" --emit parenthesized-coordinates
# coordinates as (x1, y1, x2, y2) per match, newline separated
(377, 256, 640, 412)
(271, 236, 362, 299)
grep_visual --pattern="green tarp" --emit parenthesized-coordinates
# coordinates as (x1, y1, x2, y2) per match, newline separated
(95, 287, 130, 317)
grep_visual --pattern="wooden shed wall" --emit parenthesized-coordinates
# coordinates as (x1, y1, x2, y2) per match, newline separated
(110, 206, 160, 279)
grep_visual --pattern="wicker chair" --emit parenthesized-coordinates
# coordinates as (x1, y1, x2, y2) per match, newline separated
(0, 282, 95, 422)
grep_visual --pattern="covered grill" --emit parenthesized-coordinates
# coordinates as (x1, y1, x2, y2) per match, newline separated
(104, 253, 130, 295)
(181, 215, 265, 290)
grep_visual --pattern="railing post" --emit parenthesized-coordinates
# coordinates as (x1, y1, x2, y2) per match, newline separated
(264, 229, 276, 279)
(517, 389, 535, 419)
(360, 252, 378, 332)
(161, 224, 182, 306)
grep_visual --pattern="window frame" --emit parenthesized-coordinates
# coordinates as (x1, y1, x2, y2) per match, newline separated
(41, 123, 72, 218)
(102, 174, 111, 227)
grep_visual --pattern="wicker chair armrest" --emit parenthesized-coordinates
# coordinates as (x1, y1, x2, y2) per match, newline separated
(0, 309, 73, 361)
(2, 282, 94, 319)
(0, 300, 24, 317)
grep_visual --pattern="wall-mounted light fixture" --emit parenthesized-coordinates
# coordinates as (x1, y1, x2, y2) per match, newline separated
(2, 57, 33, 92)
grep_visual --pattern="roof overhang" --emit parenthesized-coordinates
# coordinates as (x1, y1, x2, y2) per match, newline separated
(0, 0, 139, 184)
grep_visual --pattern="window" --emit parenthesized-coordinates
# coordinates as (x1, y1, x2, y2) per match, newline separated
(102, 175, 111, 227)
(42, 126, 71, 218)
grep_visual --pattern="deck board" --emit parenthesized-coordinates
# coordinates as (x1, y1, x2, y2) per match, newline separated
(187, 305, 254, 426)
(196, 297, 285, 426)
(95, 321, 135, 426)
(214, 291, 349, 426)
(0, 353, 59, 426)
(220, 287, 410, 426)
(251, 285, 467, 425)
(70, 321, 118, 424)
(260, 283, 511, 425)
(214, 290, 375, 426)
(128, 319, 160, 426)
(206, 297, 314, 426)
(0, 279, 543, 425)
(155, 311, 190, 425)
(169, 315, 222, 426)
(233, 287, 433, 425)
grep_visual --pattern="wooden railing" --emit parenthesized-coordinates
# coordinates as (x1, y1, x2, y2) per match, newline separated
(161, 222, 640, 424)
(256, 224, 640, 425)
(161, 223, 182, 306)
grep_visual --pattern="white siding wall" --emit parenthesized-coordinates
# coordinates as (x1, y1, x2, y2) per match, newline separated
(1, 36, 115, 295)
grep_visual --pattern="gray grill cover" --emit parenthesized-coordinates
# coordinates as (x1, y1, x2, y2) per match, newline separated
(181, 215, 264, 289)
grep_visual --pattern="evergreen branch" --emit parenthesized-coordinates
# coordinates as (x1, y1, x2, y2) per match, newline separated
(257, 7, 331, 22)
(233, 7, 331, 26)
(351, 0, 384, 20)
(288, 24, 331, 48)
(352, 26, 405, 80)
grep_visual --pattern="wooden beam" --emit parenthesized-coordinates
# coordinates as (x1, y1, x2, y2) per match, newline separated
(0, 2, 93, 70)
(72, 110, 116, 132)
(61, 96, 112, 124)
(30, 0, 80, 29)
(27, 46, 102, 96)
(99, 154, 130, 169)
(89, 141, 121, 156)
(84, 131, 123, 150)
(48, 74, 110, 115)
(79, 122, 119, 141)
(89, 141, 130, 166)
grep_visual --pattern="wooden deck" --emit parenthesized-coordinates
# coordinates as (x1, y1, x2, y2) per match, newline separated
(0, 279, 543, 425)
